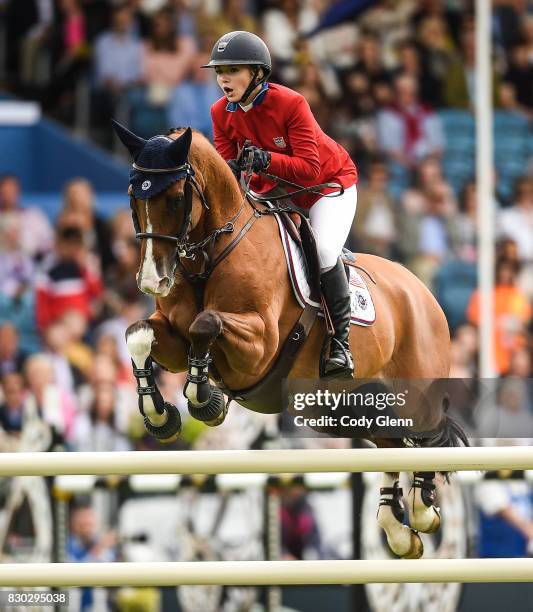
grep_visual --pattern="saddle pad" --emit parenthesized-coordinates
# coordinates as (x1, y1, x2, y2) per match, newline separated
(274, 214, 376, 327)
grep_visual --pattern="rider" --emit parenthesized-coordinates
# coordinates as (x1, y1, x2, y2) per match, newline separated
(202, 30, 358, 379)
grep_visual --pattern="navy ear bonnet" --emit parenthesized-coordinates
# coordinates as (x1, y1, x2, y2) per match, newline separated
(111, 120, 193, 199)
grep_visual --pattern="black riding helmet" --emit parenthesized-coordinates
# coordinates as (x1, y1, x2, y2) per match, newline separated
(202, 31, 272, 103)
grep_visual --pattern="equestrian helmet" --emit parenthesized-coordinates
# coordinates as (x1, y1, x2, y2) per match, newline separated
(202, 31, 272, 76)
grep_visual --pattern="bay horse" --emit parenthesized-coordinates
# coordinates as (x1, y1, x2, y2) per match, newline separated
(113, 121, 467, 559)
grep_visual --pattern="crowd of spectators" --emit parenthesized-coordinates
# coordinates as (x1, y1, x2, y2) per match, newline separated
(0, 0, 533, 577)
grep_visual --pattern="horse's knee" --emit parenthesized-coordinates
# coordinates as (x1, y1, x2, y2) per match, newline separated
(189, 310, 223, 353)
(126, 320, 155, 365)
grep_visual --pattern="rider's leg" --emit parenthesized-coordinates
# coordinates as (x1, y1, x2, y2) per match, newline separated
(309, 184, 357, 378)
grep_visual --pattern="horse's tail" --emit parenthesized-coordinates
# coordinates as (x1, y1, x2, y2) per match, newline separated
(424, 394, 470, 448)
(422, 394, 469, 480)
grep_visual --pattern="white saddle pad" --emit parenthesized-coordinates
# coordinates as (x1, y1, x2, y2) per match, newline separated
(274, 214, 376, 327)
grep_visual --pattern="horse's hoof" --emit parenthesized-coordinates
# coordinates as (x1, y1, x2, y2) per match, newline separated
(402, 530, 424, 559)
(411, 506, 441, 534)
(188, 386, 225, 423)
(144, 402, 182, 443)
(205, 398, 229, 427)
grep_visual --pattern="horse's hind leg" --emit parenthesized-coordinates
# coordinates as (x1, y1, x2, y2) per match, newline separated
(407, 472, 441, 533)
(377, 472, 424, 559)
(126, 313, 187, 443)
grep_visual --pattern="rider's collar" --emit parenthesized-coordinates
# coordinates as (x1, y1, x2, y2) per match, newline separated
(226, 82, 269, 113)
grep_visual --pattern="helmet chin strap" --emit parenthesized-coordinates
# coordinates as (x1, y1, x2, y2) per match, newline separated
(238, 67, 266, 105)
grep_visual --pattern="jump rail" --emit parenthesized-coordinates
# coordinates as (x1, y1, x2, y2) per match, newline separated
(0, 559, 532, 587)
(0, 447, 532, 477)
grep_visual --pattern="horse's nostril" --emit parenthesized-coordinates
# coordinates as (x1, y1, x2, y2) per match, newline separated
(158, 277, 172, 292)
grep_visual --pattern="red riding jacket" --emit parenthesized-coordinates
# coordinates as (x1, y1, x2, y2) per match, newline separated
(211, 83, 357, 209)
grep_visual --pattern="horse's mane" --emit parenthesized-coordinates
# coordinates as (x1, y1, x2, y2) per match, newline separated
(167, 127, 230, 186)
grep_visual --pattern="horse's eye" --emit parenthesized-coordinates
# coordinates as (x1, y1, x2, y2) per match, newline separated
(167, 195, 183, 211)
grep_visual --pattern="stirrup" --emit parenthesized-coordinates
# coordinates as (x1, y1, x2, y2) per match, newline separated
(323, 338, 354, 379)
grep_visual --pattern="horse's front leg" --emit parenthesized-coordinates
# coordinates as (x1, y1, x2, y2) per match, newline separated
(184, 308, 273, 424)
(126, 312, 188, 443)
(407, 471, 441, 533)
(377, 472, 424, 559)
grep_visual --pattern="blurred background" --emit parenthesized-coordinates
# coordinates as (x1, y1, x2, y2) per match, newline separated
(0, 0, 532, 610)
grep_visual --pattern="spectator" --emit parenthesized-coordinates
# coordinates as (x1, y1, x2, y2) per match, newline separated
(77, 353, 137, 436)
(401, 156, 447, 214)
(477, 378, 533, 439)
(455, 180, 479, 262)
(498, 81, 531, 119)
(347, 156, 397, 258)
(4, 0, 54, 86)
(523, 14, 533, 64)
(141, 7, 196, 102)
(0, 175, 54, 260)
(0, 372, 26, 435)
(167, 51, 221, 139)
(0, 213, 35, 299)
(498, 177, 533, 262)
(400, 181, 459, 287)
(415, 15, 455, 105)
(475, 470, 533, 558)
(61, 178, 115, 273)
(42, 320, 82, 393)
(72, 382, 132, 451)
(281, 478, 322, 560)
(0, 323, 28, 377)
(129, 6, 196, 135)
(92, 3, 143, 137)
(377, 74, 445, 170)
(23, 353, 77, 441)
(61, 309, 95, 382)
(443, 23, 500, 108)
(262, 0, 315, 85)
(358, 0, 418, 67)
(393, 39, 440, 107)
(352, 32, 390, 88)
(467, 257, 531, 375)
(68, 505, 117, 612)
(41, 0, 91, 119)
(35, 226, 103, 334)
(504, 42, 533, 111)
(203, 0, 258, 42)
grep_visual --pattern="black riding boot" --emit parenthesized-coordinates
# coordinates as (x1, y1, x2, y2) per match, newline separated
(321, 258, 354, 379)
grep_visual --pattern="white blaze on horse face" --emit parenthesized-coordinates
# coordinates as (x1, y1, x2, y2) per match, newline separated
(138, 200, 171, 297)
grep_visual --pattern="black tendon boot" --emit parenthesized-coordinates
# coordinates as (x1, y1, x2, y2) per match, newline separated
(321, 258, 354, 379)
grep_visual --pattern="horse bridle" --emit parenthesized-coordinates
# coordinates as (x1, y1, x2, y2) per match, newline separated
(129, 161, 211, 254)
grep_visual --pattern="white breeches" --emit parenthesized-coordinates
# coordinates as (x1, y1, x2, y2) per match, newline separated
(309, 184, 358, 270)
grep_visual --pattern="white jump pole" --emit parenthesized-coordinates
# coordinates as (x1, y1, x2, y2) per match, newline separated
(0, 447, 532, 477)
(0, 559, 531, 587)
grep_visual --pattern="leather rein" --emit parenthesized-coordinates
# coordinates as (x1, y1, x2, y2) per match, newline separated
(131, 154, 343, 307)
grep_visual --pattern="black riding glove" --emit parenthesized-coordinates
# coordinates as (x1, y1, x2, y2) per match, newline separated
(241, 145, 271, 173)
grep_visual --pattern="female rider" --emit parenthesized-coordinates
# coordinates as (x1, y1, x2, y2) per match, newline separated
(202, 31, 358, 379)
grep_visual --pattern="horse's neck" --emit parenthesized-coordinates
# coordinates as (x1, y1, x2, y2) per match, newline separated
(202, 172, 248, 231)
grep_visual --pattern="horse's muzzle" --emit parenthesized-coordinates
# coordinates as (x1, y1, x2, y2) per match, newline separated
(138, 276, 173, 297)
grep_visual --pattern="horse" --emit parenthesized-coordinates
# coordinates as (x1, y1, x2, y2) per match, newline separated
(113, 121, 467, 559)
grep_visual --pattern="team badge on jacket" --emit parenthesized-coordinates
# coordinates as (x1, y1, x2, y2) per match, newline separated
(273, 136, 286, 148)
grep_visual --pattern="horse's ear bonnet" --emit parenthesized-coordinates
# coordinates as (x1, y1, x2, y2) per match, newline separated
(112, 120, 193, 199)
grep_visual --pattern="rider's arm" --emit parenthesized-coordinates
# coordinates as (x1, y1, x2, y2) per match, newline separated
(212, 108, 238, 161)
(267, 95, 320, 183)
